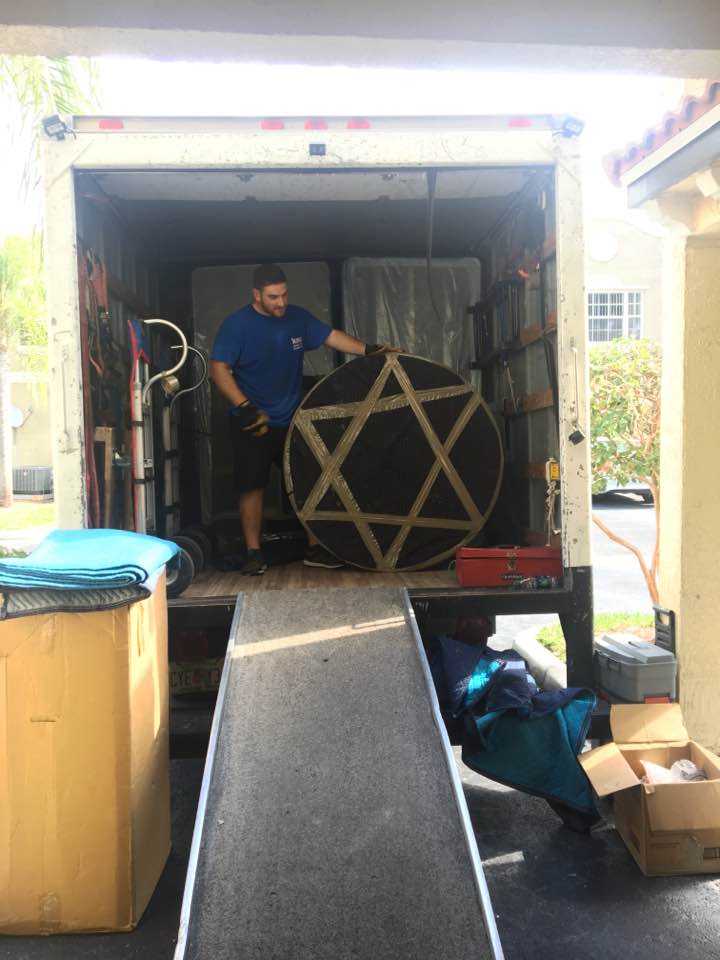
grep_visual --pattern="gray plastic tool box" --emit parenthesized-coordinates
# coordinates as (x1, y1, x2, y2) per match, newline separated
(594, 633, 677, 702)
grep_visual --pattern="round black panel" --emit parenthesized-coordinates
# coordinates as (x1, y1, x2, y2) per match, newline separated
(285, 353, 503, 571)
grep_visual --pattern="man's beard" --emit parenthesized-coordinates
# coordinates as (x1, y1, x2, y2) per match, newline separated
(261, 301, 286, 317)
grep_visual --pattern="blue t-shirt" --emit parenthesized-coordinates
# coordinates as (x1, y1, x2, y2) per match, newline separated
(211, 304, 332, 426)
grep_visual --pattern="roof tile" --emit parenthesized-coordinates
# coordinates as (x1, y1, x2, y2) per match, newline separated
(604, 80, 720, 184)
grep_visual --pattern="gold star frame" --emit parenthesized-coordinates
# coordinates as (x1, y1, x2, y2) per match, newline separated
(284, 353, 504, 571)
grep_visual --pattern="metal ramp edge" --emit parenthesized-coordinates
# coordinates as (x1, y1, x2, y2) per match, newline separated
(174, 588, 503, 960)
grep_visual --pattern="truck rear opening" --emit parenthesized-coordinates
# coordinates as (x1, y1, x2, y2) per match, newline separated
(75, 159, 560, 532)
(42, 116, 593, 683)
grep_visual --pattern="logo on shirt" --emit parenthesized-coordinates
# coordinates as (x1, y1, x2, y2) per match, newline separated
(290, 336, 304, 351)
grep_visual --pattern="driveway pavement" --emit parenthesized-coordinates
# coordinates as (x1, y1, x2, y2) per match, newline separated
(491, 494, 656, 649)
(592, 495, 655, 613)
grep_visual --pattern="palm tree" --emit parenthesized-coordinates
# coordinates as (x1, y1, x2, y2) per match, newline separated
(0, 55, 96, 507)
(1, 56, 96, 194)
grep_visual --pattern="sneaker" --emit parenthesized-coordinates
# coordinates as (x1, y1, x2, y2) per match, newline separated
(241, 548, 267, 576)
(303, 545, 344, 569)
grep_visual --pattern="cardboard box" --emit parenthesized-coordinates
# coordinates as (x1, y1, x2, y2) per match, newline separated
(0, 575, 170, 934)
(580, 704, 720, 876)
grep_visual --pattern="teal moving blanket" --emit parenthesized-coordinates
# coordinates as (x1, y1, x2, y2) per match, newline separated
(0, 529, 179, 590)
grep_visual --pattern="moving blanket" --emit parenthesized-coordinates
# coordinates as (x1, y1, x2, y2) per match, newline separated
(0, 529, 179, 590)
(430, 636, 597, 816)
(0, 584, 149, 620)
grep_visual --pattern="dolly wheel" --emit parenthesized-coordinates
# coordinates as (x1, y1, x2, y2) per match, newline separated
(172, 534, 205, 574)
(166, 547, 195, 598)
(181, 526, 214, 570)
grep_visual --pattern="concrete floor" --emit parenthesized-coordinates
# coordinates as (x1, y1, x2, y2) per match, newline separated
(4, 755, 719, 960)
(459, 753, 720, 960)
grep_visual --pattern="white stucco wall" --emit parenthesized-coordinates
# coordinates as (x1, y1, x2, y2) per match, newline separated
(659, 234, 720, 750)
(585, 218, 665, 342)
(10, 378, 52, 468)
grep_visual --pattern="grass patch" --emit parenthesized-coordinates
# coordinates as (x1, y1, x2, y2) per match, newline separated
(0, 546, 27, 558)
(0, 501, 56, 531)
(537, 612, 655, 663)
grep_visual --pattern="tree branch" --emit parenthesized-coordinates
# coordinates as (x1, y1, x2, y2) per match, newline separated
(592, 512, 659, 606)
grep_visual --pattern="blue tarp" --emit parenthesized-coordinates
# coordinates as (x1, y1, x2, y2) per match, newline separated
(0, 529, 179, 590)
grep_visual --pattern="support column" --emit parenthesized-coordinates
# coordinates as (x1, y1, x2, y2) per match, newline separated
(658, 233, 720, 749)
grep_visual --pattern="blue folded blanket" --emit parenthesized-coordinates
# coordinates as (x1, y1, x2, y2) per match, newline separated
(0, 529, 179, 590)
(430, 636, 597, 815)
(464, 694, 597, 815)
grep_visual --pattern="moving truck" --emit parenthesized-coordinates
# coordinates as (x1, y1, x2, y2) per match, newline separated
(41, 113, 593, 689)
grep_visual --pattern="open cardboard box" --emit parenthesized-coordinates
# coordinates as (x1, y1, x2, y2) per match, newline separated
(580, 703, 720, 876)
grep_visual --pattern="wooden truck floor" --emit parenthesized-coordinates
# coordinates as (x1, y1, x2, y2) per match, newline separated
(183, 563, 456, 597)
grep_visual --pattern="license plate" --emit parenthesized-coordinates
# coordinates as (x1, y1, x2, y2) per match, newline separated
(170, 657, 223, 694)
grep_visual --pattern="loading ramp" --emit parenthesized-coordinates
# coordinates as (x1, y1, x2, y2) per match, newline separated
(174, 587, 502, 960)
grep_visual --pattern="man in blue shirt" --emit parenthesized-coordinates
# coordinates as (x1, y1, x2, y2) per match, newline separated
(211, 263, 392, 575)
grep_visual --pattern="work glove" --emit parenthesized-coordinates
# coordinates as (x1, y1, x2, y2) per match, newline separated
(364, 343, 401, 356)
(234, 400, 269, 436)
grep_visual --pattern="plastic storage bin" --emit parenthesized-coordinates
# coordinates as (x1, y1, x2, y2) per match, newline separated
(593, 633, 677, 703)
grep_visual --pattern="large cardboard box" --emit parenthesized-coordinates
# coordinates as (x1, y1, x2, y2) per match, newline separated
(0, 576, 170, 934)
(580, 704, 720, 876)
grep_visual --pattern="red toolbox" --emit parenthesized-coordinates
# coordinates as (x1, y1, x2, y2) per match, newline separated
(455, 546, 562, 587)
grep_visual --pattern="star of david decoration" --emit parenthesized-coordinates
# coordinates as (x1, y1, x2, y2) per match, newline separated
(284, 353, 504, 571)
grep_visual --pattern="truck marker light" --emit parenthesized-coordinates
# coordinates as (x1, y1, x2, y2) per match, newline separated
(305, 119, 328, 130)
(98, 118, 124, 130)
(261, 119, 285, 130)
(347, 118, 371, 129)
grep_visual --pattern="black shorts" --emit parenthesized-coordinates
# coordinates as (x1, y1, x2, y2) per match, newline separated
(231, 419, 289, 493)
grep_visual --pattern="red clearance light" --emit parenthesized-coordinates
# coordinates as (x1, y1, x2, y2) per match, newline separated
(98, 118, 124, 130)
(261, 119, 285, 130)
(509, 117, 533, 128)
(347, 118, 371, 129)
(305, 119, 328, 130)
